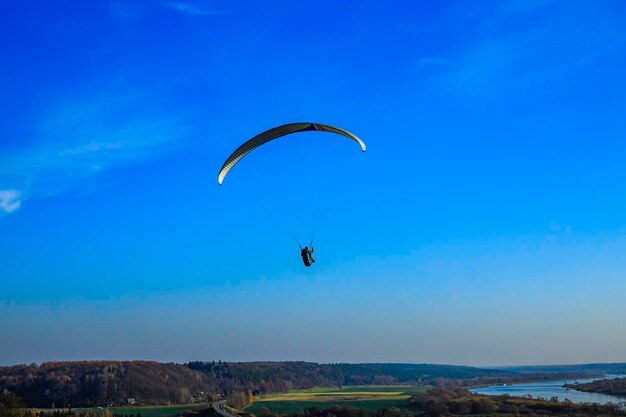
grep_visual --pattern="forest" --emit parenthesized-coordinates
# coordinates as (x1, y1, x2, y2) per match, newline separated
(565, 378, 626, 396)
(2, 361, 625, 409)
(408, 387, 626, 416)
(0, 361, 212, 407)
(0, 361, 507, 407)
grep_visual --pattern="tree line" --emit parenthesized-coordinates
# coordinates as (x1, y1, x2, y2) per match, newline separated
(1, 361, 510, 407)
(1, 392, 144, 417)
(409, 387, 626, 417)
(2, 360, 614, 408)
(565, 378, 626, 396)
(0, 362, 211, 407)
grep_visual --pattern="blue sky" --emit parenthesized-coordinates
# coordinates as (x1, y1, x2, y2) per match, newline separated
(2, 0, 626, 366)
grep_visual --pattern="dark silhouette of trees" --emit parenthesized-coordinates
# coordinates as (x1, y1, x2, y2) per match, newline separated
(566, 377, 626, 396)
(0, 392, 24, 417)
(5, 360, 622, 410)
(0, 362, 211, 407)
(409, 387, 626, 416)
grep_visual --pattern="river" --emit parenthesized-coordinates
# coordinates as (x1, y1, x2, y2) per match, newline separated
(470, 375, 626, 405)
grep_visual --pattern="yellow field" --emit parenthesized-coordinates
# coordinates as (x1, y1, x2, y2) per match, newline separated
(246, 386, 429, 414)
(258, 390, 408, 402)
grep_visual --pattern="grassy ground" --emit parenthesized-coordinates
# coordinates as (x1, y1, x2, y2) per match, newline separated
(113, 404, 205, 417)
(44, 404, 206, 417)
(246, 386, 428, 415)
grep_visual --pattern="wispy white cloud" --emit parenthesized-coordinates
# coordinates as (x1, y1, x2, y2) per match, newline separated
(0, 90, 192, 214)
(109, 1, 227, 19)
(423, 1, 626, 98)
(0, 190, 21, 214)
(164, 2, 226, 16)
(57, 141, 124, 157)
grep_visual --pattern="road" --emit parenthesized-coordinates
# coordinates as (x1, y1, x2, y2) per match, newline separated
(213, 400, 241, 417)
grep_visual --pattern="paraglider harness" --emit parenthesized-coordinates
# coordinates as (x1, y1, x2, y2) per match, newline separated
(300, 243, 315, 267)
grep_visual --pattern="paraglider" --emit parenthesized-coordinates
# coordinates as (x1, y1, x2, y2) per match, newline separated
(218, 122, 366, 185)
(300, 245, 315, 267)
(218, 122, 366, 266)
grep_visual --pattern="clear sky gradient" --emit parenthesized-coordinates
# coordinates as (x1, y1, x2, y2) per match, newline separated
(2, 0, 626, 366)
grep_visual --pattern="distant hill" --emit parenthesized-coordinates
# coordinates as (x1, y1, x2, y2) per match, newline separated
(4, 361, 622, 408)
(188, 361, 509, 392)
(497, 363, 626, 376)
(0, 361, 507, 407)
(565, 377, 626, 396)
(0, 361, 211, 408)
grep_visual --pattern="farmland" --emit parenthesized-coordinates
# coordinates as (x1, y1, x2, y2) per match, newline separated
(245, 386, 429, 414)
(38, 404, 206, 417)
(109, 404, 205, 417)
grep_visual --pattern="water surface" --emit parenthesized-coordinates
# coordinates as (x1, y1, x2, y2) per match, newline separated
(471, 375, 626, 405)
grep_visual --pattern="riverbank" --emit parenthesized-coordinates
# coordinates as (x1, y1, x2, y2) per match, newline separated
(471, 375, 626, 405)
(565, 377, 626, 396)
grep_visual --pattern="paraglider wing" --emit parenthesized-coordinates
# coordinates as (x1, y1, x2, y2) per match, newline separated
(218, 122, 366, 184)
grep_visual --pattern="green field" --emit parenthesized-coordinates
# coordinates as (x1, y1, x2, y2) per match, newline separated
(55, 404, 205, 417)
(110, 404, 206, 417)
(29, 403, 206, 417)
(246, 386, 428, 415)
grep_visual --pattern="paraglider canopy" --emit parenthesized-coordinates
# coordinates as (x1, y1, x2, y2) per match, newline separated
(218, 122, 366, 185)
